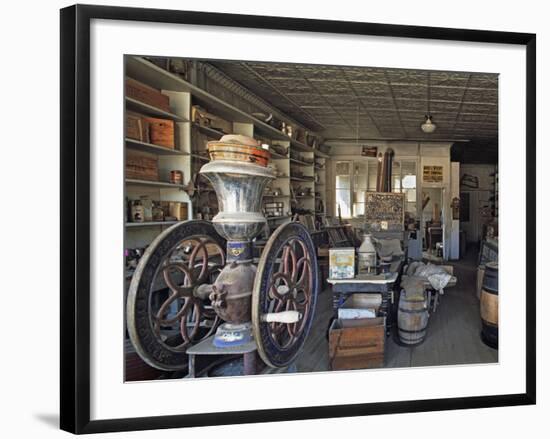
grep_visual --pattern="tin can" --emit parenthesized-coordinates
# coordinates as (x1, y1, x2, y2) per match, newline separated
(169, 170, 183, 184)
(329, 247, 356, 279)
(131, 201, 145, 223)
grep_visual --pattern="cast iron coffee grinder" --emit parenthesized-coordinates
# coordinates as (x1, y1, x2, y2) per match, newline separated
(127, 135, 319, 375)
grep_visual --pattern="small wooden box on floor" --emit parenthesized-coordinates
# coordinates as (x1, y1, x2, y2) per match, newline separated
(329, 317, 385, 370)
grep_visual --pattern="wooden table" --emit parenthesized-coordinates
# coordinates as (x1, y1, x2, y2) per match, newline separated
(327, 259, 403, 334)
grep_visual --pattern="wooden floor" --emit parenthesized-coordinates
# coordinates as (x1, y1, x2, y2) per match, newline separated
(295, 248, 498, 372)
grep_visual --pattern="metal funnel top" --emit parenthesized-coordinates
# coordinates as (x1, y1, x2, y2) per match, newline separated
(199, 135, 275, 242)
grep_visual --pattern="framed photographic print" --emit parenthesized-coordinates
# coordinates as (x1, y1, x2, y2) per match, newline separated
(60, 4, 536, 434)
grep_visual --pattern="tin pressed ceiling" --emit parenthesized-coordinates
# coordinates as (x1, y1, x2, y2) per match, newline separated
(208, 61, 498, 147)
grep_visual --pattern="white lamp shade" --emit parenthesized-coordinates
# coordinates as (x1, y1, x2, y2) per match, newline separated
(421, 115, 437, 133)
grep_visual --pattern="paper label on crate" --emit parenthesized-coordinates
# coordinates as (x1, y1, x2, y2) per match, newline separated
(338, 308, 377, 320)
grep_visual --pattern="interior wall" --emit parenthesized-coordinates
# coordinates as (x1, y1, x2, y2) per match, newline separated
(421, 187, 443, 223)
(327, 141, 424, 224)
(420, 154, 452, 258)
(327, 141, 455, 259)
(460, 164, 497, 243)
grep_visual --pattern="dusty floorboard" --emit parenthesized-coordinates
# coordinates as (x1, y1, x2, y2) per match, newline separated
(296, 248, 498, 372)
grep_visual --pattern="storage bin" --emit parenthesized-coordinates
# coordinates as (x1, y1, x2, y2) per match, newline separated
(328, 317, 385, 370)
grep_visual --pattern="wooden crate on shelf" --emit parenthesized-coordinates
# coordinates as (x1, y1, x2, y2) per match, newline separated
(125, 110, 149, 142)
(126, 150, 158, 181)
(125, 77, 170, 112)
(143, 117, 175, 148)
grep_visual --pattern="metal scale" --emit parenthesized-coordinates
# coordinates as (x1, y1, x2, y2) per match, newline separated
(126, 135, 319, 376)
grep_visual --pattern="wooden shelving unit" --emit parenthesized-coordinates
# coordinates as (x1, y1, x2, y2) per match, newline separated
(125, 221, 179, 228)
(125, 178, 185, 189)
(189, 153, 210, 162)
(125, 96, 189, 122)
(126, 56, 329, 157)
(125, 55, 330, 244)
(125, 138, 188, 156)
(125, 63, 193, 249)
(193, 122, 224, 139)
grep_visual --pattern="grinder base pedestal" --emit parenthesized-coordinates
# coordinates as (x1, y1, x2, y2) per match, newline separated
(212, 322, 253, 348)
(186, 335, 257, 377)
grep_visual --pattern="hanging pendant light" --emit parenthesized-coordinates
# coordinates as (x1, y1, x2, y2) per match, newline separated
(421, 114, 437, 133)
(421, 72, 436, 133)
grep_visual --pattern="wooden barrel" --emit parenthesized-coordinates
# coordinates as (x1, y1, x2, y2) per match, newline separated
(476, 265, 485, 300)
(397, 290, 429, 345)
(480, 262, 498, 348)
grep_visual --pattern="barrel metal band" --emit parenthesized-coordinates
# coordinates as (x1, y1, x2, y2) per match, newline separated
(398, 326, 428, 333)
(398, 308, 428, 314)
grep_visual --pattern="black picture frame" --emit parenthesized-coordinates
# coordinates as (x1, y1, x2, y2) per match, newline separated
(60, 4, 536, 434)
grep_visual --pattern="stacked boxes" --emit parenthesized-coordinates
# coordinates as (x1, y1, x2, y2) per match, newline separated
(126, 150, 159, 181)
